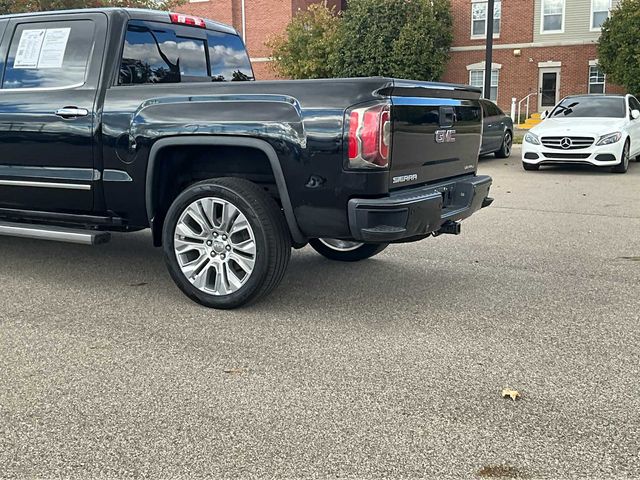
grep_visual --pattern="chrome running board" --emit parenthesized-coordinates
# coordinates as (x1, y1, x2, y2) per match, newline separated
(0, 220, 110, 245)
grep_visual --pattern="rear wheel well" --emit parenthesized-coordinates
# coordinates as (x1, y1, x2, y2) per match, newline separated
(149, 145, 280, 246)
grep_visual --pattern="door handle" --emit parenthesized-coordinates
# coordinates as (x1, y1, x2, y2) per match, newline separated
(55, 107, 89, 119)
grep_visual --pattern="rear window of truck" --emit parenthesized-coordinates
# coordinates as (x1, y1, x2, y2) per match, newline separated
(119, 21, 254, 85)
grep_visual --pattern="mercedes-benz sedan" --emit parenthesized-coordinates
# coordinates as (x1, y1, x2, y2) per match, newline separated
(522, 94, 640, 173)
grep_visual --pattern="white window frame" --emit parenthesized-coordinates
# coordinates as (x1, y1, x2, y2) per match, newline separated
(590, 0, 611, 31)
(470, 0, 501, 39)
(469, 69, 499, 102)
(588, 62, 606, 94)
(540, 0, 565, 34)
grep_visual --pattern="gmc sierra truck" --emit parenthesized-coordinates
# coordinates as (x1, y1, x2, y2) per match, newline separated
(0, 8, 493, 308)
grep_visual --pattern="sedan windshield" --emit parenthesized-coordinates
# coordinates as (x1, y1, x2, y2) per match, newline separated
(550, 97, 626, 118)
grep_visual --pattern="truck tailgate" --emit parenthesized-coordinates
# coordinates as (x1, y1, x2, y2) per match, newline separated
(387, 80, 483, 189)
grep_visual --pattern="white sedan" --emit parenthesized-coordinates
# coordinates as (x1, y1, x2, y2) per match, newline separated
(522, 94, 640, 173)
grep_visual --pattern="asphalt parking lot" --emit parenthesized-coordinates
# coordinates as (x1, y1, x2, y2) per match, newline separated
(1, 145, 639, 479)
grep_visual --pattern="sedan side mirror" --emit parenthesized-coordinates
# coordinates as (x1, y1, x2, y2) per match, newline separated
(632, 109, 640, 120)
(541, 110, 549, 120)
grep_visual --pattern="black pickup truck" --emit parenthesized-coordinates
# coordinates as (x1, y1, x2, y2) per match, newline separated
(0, 8, 492, 308)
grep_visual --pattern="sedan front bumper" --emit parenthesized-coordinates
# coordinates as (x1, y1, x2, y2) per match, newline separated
(347, 175, 492, 242)
(522, 141, 625, 167)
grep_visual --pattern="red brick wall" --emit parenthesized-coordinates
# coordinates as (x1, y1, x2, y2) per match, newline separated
(178, 1, 235, 27)
(451, 0, 534, 47)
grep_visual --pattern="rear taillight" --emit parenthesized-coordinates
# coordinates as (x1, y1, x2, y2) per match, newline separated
(169, 13, 206, 28)
(347, 104, 391, 169)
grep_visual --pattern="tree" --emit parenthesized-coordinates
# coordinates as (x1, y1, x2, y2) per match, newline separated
(267, 2, 340, 79)
(334, 0, 452, 80)
(598, 0, 640, 96)
(0, 0, 184, 15)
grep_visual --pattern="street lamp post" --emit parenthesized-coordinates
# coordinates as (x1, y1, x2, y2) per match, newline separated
(484, 0, 495, 100)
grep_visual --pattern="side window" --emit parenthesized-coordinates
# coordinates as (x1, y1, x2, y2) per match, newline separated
(119, 22, 208, 85)
(208, 31, 254, 81)
(484, 101, 500, 117)
(629, 96, 640, 117)
(2, 20, 95, 89)
(480, 100, 489, 118)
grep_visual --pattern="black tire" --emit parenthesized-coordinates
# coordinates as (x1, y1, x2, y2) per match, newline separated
(522, 162, 540, 171)
(495, 130, 513, 158)
(309, 238, 388, 262)
(611, 140, 630, 173)
(162, 178, 291, 309)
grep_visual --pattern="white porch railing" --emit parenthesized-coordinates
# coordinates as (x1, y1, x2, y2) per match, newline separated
(512, 93, 538, 124)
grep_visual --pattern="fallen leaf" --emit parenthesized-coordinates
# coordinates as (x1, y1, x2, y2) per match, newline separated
(224, 367, 246, 375)
(502, 388, 520, 401)
(477, 464, 521, 478)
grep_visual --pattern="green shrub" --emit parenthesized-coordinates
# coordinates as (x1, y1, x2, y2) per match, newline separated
(335, 0, 452, 80)
(267, 2, 341, 79)
(269, 0, 453, 81)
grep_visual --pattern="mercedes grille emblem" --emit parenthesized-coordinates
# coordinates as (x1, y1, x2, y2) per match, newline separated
(560, 137, 572, 149)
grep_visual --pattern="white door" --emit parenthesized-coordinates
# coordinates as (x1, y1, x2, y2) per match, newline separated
(538, 68, 561, 113)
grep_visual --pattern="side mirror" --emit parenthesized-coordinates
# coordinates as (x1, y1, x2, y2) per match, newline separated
(541, 110, 549, 120)
(632, 109, 640, 120)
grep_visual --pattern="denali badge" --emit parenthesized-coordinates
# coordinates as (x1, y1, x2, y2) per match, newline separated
(435, 129, 456, 143)
(393, 174, 418, 184)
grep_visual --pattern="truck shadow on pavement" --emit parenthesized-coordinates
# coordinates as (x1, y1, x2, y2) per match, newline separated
(0, 230, 470, 315)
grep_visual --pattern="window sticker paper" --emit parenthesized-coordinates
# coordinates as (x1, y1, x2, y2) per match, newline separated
(37, 28, 71, 69)
(14, 29, 45, 69)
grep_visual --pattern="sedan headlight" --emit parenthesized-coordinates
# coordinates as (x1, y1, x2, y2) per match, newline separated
(596, 132, 622, 146)
(524, 132, 540, 145)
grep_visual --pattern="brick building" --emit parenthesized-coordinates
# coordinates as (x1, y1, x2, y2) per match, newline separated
(179, 0, 343, 79)
(180, 0, 624, 118)
(442, 0, 624, 117)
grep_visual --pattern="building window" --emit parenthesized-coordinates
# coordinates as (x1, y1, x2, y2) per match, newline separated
(591, 0, 610, 29)
(542, 0, 564, 33)
(471, 1, 501, 37)
(588, 65, 605, 94)
(470, 69, 499, 101)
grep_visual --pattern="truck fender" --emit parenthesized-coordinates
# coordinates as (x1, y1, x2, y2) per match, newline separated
(145, 136, 306, 244)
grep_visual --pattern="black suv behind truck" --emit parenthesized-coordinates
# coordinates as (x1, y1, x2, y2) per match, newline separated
(0, 8, 492, 308)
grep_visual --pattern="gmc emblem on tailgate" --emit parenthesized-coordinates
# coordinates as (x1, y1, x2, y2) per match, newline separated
(435, 129, 456, 143)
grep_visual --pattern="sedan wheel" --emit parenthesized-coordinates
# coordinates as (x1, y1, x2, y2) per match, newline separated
(495, 131, 512, 158)
(611, 141, 630, 174)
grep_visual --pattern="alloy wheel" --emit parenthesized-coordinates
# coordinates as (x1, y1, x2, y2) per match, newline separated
(318, 238, 365, 252)
(504, 132, 512, 156)
(174, 197, 256, 296)
(624, 142, 630, 169)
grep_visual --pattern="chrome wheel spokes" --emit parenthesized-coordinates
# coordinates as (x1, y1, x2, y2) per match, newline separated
(318, 238, 364, 252)
(174, 197, 256, 296)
